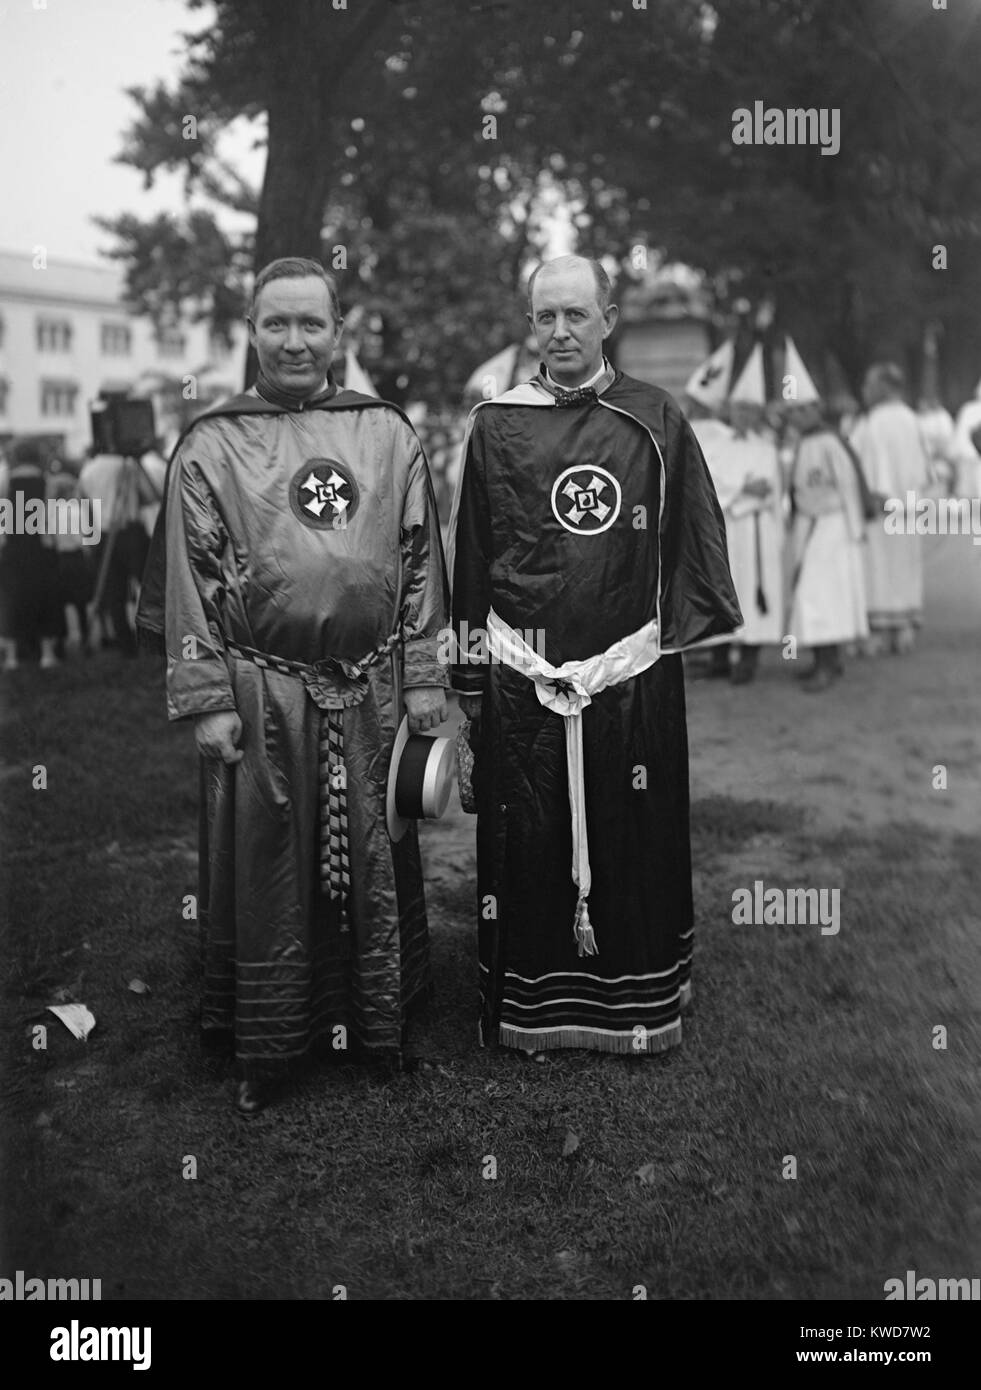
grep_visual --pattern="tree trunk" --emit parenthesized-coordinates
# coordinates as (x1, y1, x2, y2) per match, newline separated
(243, 0, 395, 387)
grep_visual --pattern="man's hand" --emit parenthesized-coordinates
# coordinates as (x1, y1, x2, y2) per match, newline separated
(195, 710, 244, 764)
(404, 686, 448, 734)
(742, 477, 772, 500)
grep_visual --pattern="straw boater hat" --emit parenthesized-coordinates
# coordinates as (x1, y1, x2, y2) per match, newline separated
(386, 716, 455, 841)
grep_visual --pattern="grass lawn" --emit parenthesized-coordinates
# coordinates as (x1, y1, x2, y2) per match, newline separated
(1, 654, 977, 1300)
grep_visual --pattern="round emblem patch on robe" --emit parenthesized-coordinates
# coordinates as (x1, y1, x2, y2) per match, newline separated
(550, 464, 622, 535)
(289, 459, 360, 530)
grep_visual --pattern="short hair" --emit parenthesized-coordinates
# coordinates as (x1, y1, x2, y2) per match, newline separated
(867, 361, 906, 395)
(250, 257, 341, 322)
(527, 257, 613, 313)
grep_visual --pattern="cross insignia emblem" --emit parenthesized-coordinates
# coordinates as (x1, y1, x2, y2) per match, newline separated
(301, 469, 350, 521)
(289, 459, 360, 530)
(561, 476, 611, 526)
(550, 464, 622, 536)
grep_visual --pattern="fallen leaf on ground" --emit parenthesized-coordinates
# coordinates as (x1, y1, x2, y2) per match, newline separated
(635, 1162, 658, 1185)
(562, 1129, 580, 1157)
(127, 978, 149, 995)
(46, 1004, 96, 1042)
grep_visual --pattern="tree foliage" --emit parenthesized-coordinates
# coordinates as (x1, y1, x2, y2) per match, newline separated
(99, 0, 981, 405)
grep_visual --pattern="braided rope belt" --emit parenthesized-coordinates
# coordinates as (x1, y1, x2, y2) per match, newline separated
(225, 633, 402, 928)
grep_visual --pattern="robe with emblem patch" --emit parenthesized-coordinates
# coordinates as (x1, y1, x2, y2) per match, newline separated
(449, 370, 741, 1053)
(140, 385, 448, 1063)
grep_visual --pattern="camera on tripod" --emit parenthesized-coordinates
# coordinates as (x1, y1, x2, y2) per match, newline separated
(90, 394, 157, 458)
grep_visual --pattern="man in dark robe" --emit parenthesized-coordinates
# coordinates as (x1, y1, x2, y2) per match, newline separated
(448, 255, 740, 1057)
(138, 257, 448, 1112)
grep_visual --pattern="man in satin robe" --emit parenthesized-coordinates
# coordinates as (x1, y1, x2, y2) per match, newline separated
(138, 257, 448, 1112)
(448, 255, 740, 1058)
(849, 362, 931, 653)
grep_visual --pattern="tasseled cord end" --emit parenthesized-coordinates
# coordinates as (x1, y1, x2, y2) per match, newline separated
(573, 894, 598, 957)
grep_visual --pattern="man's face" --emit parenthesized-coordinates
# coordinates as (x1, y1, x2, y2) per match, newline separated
(729, 401, 763, 435)
(789, 402, 821, 433)
(248, 277, 342, 398)
(528, 265, 618, 387)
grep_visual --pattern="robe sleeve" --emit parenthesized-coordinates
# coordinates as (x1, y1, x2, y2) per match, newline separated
(164, 447, 236, 722)
(448, 412, 492, 696)
(658, 402, 743, 650)
(849, 417, 889, 495)
(399, 426, 450, 691)
(728, 442, 783, 520)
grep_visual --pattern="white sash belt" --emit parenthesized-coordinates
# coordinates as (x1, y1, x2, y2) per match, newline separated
(486, 607, 662, 956)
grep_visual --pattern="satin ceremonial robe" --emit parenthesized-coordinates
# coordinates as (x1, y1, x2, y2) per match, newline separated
(450, 370, 741, 1053)
(140, 386, 448, 1063)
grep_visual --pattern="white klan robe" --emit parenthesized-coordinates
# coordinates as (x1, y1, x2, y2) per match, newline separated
(693, 421, 784, 645)
(849, 401, 931, 629)
(951, 388, 981, 499)
(788, 428, 868, 646)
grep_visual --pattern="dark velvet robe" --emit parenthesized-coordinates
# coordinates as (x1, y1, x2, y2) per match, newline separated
(449, 370, 740, 1053)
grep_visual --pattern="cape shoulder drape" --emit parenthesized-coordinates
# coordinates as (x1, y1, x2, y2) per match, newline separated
(449, 370, 740, 1052)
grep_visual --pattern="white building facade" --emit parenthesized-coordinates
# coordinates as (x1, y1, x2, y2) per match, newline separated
(0, 250, 247, 459)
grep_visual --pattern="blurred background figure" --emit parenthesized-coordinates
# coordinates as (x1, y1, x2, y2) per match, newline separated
(916, 324, 956, 495)
(785, 365, 870, 692)
(683, 338, 739, 680)
(0, 439, 63, 671)
(849, 363, 931, 656)
(46, 459, 95, 657)
(951, 377, 981, 501)
(916, 396, 956, 496)
(78, 449, 158, 656)
(704, 344, 784, 685)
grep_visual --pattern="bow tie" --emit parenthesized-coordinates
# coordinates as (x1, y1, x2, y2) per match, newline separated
(553, 385, 598, 408)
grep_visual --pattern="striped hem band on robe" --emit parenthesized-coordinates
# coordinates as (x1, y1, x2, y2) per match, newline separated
(481, 966, 693, 1054)
(498, 1018, 683, 1054)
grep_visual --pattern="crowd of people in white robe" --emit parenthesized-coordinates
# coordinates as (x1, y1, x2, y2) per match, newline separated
(683, 337, 980, 693)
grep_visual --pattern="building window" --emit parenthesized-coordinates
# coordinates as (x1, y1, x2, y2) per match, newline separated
(155, 327, 187, 359)
(40, 380, 78, 417)
(36, 317, 73, 352)
(101, 322, 132, 356)
(0, 378, 8, 416)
